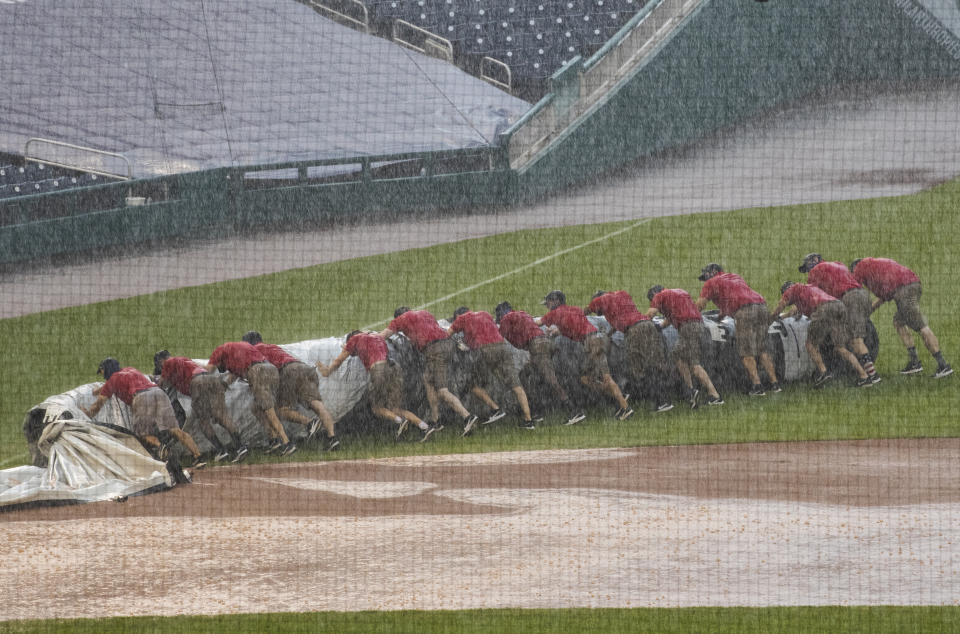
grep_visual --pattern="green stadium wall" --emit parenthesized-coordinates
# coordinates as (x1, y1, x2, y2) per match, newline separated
(1, 0, 958, 265)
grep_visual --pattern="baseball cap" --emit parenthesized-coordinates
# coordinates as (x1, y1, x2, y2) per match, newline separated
(97, 357, 121, 380)
(798, 253, 822, 274)
(542, 290, 565, 305)
(698, 263, 723, 282)
(647, 285, 664, 302)
(241, 330, 262, 345)
(494, 301, 513, 323)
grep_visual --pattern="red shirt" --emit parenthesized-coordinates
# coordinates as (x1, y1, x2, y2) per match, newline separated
(449, 311, 504, 349)
(387, 310, 447, 351)
(650, 289, 702, 326)
(540, 304, 597, 342)
(587, 291, 648, 332)
(160, 356, 206, 396)
(345, 333, 389, 370)
(699, 273, 764, 317)
(208, 341, 266, 376)
(254, 343, 299, 368)
(853, 257, 920, 301)
(807, 261, 861, 299)
(498, 310, 546, 349)
(781, 283, 837, 317)
(100, 368, 156, 406)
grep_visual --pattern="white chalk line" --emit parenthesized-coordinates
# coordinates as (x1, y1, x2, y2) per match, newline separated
(358, 218, 652, 330)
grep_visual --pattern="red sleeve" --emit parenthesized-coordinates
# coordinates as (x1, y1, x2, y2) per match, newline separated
(587, 297, 602, 314)
(99, 376, 115, 399)
(698, 279, 713, 300)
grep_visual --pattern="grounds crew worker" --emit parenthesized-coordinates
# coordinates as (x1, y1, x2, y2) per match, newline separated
(154, 350, 249, 463)
(851, 257, 952, 378)
(799, 254, 879, 383)
(537, 290, 633, 421)
(206, 341, 297, 457)
(646, 286, 724, 408)
(379, 307, 480, 436)
(83, 357, 207, 469)
(449, 306, 535, 432)
(588, 290, 674, 413)
(772, 282, 872, 388)
(319, 330, 441, 442)
(695, 263, 781, 396)
(242, 331, 340, 452)
(496, 301, 586, 425)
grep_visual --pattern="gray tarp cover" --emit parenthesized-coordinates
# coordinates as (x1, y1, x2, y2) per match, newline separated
(0, 419, 171, 509)
(0, 0, 530, 178)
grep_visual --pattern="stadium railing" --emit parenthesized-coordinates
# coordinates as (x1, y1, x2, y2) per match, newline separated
(499, 0, 703, 171)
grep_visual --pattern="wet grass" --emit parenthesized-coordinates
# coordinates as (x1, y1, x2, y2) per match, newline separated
(6, 606, 960, 633)
(3, 179, 959, 465)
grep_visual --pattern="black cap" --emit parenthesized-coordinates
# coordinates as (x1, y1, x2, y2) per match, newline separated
(451, 306, 469, 323)
(647, 285, 664, 302)
(798, 253, 822, 274)
(241, 330, 262, 345)
(698, 263, 723, 282)
(153, 350, 171, 376)
(542, 290, 565, 306)
(780, 280, 795, 295)
(394, 306, 410, 319)
(97, 357, 121, 380)
(494, 301, 513, 323)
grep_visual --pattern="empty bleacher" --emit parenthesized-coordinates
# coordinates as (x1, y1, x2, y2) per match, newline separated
(313, 0, 649, 98)
(0, 162, 112, 202)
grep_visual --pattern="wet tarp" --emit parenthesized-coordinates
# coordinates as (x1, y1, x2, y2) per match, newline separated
(1, 418, 171, 510)
(0, 0, 530, 178)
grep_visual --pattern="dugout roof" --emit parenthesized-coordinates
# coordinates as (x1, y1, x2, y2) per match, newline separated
(0, 0, 530, 178)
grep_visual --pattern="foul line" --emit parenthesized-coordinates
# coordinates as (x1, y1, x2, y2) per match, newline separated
(359, 219, 652, 330)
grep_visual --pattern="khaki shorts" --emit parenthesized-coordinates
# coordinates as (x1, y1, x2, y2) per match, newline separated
(369, 360, 403, 411)
(278, 361, 322, 408)
(189, 372, 229, 425)
(131, 387, 179, 437)
(673, 321, 703, 366)
(624, 320, 668, 380)
(526, 335, 567, 401)
(808, 300, 850, 348)
(246, 361, 278, 414)
(471, 342, 521, 389)
(582, 332, 612, 381)
(422, 337, 454, 390)
(841, 287, 872, 340)
(733, 303, 769, 358)
(893, 282, 927, 332)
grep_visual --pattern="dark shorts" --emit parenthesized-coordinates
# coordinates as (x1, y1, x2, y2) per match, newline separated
(369, 360, 403, 411)
(624, 320, 668, 379)
(582, 332, 611, 381)
(733, 303, 769, 358)
(278, 361, 322, 408)
(421, 337, 454, 390)
(189, 372, 229, 424)
(892, 282, 927, 332)
(472, 342, 521, 389)
(673, 321, 703, 366)
(246, 361, 278, 414)
(808, 300, 850, 348)
(841, 287, 872, 340)
(131, 387, 179, 437)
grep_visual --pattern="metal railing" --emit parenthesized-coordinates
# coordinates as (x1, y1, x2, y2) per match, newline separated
(392, 20, 454, 62)
(24, 138, 132, 180)
(480, 56, 512, 93)
(502, 0, 705, 171)
(307, 0, 369, 33)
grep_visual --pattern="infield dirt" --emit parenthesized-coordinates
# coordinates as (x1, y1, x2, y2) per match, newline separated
(3, 439, 959, 620)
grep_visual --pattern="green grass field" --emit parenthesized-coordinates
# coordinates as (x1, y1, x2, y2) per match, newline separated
(2, 181, 959, 630)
